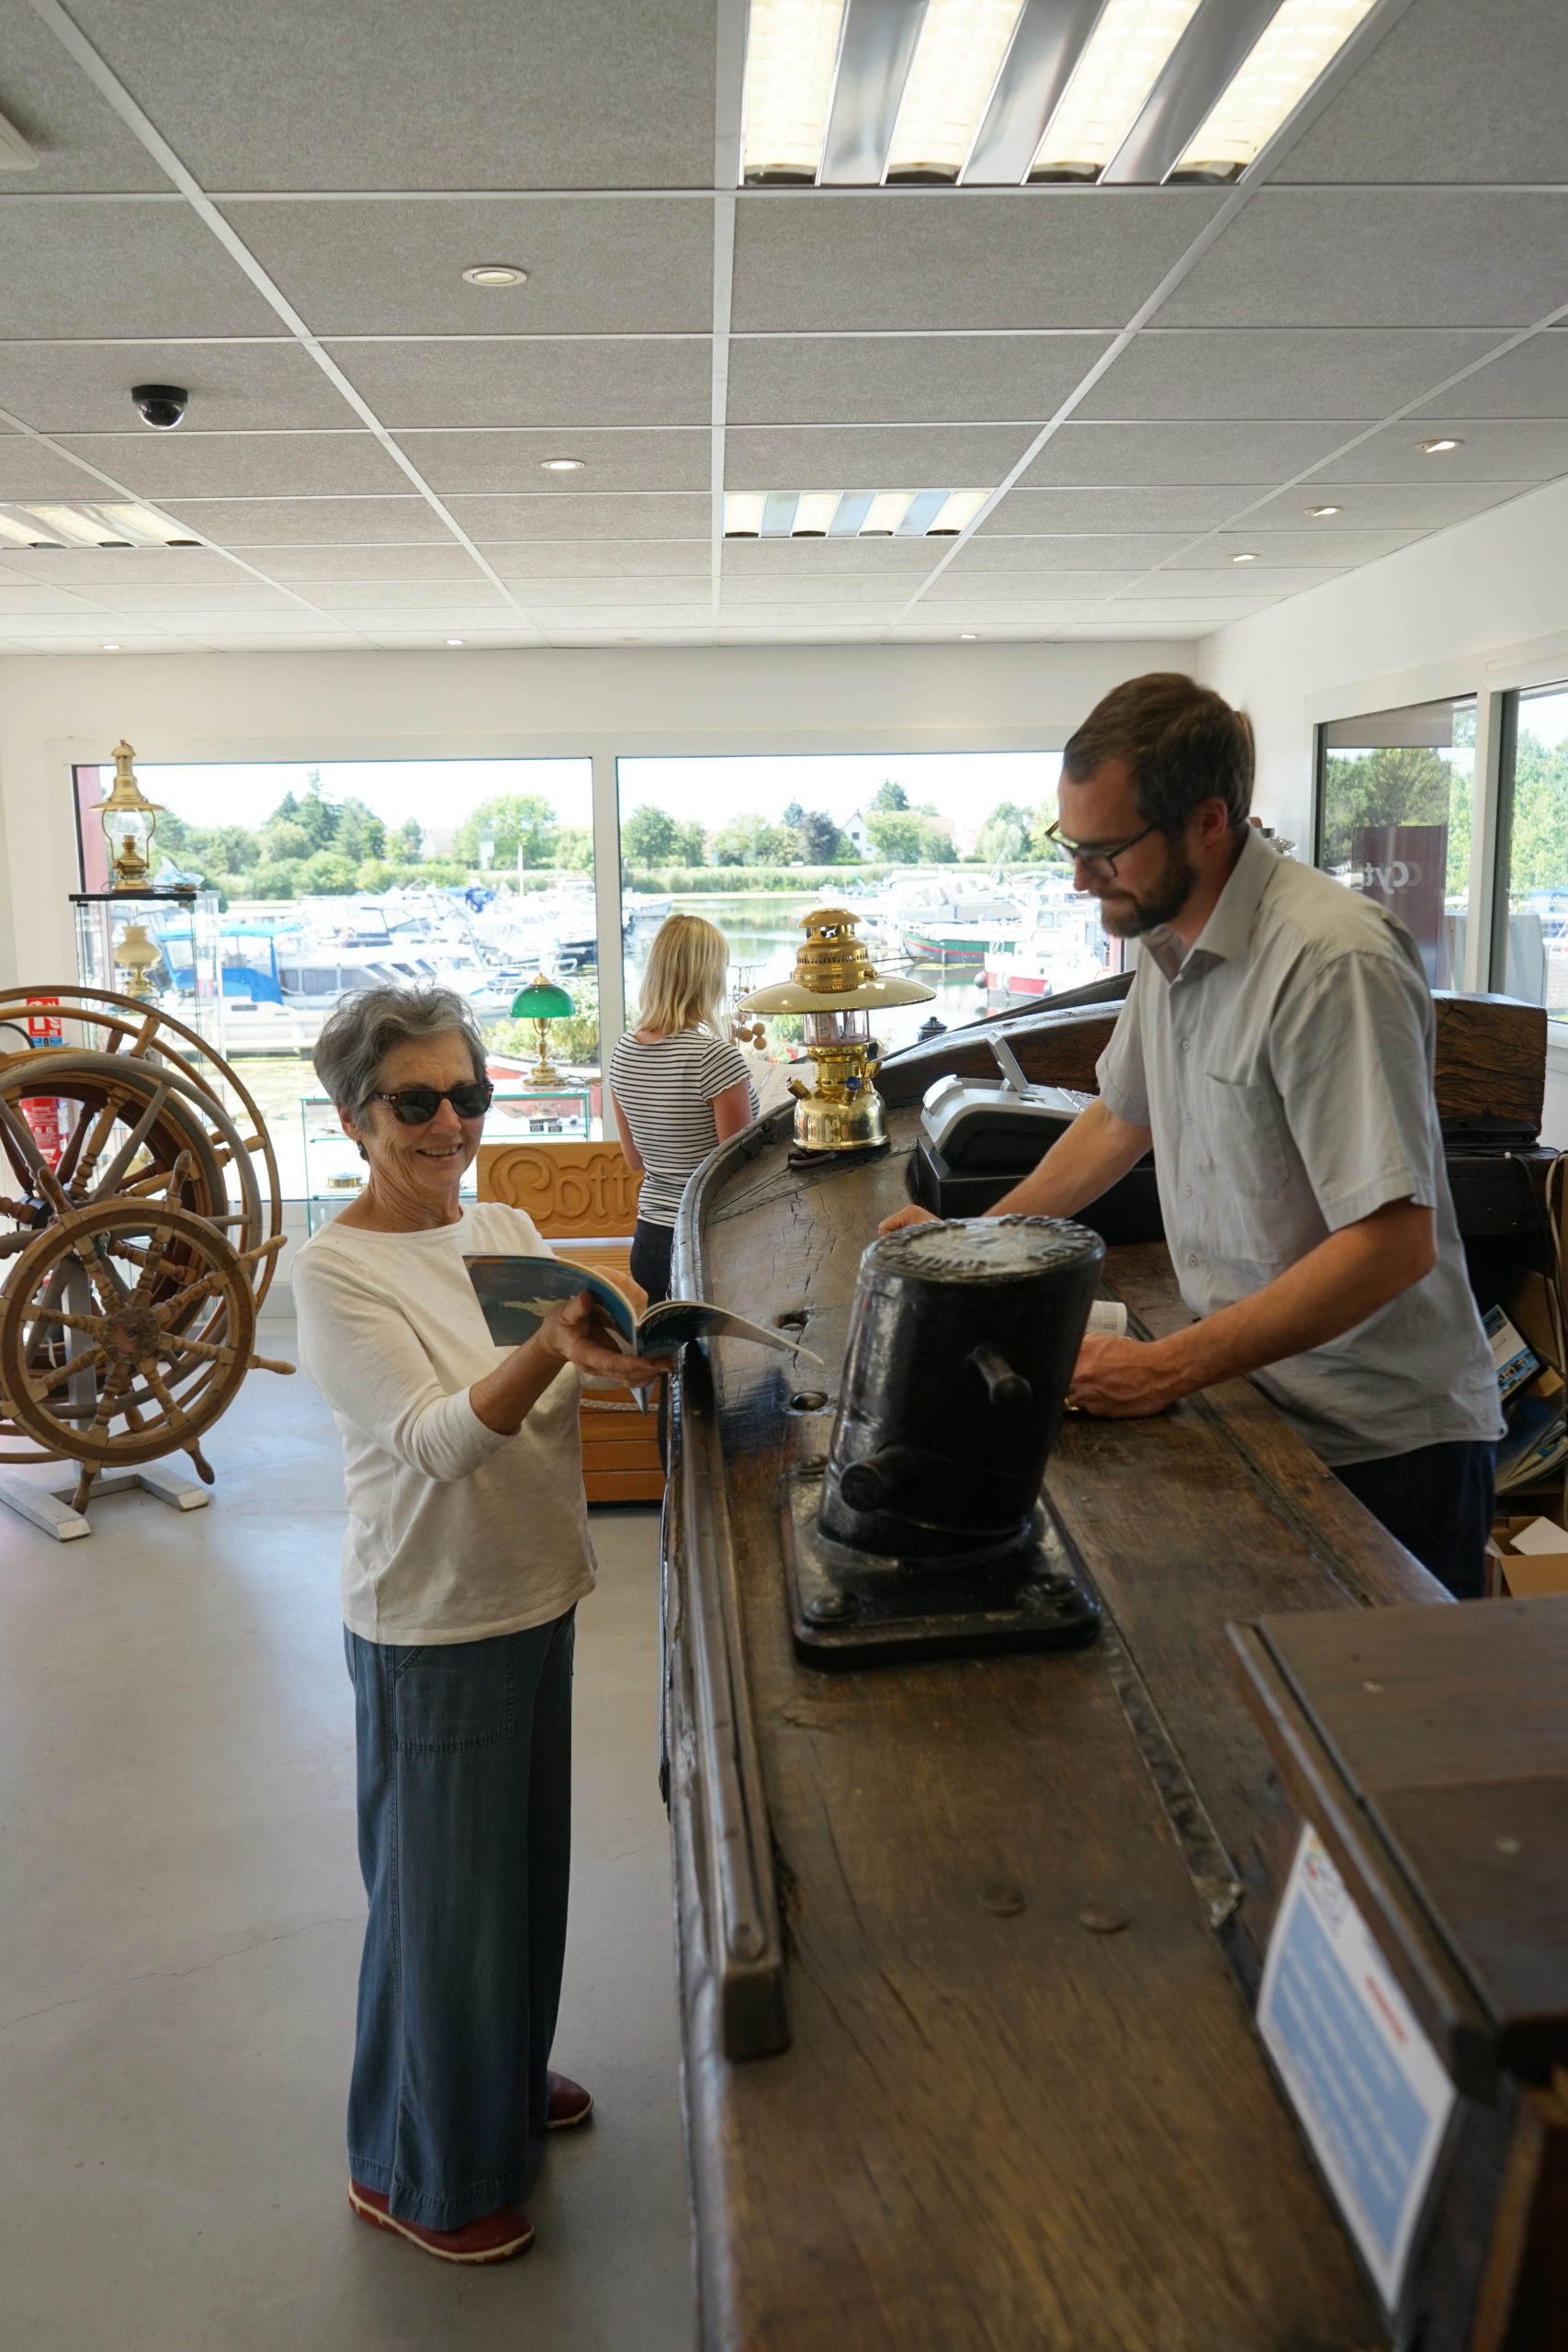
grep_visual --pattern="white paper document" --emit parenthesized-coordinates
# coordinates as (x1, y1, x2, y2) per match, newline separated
(1258, 1824, 1457, 2312)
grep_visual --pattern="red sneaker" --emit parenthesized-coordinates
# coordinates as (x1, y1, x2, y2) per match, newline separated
(546, 2070, 593, 2131)
(348, 2180, 534, 2264)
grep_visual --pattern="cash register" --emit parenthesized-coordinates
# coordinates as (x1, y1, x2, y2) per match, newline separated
(910, 1034, 1164, 1241)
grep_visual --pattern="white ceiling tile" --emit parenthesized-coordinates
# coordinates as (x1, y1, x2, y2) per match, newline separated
(302, 579, 511, 609)
(919, 572, 1143, 602)
(163, 497, 453, 544)
(325, 339, 708, 430)
(228, 199, 714, 335)
(718, 575, 938, 605)
(950, 536, 1197, 572)
(1244, 480, 1525, 530)
(398, 428, 709, 494)
(731, 191, 1227, 333)
(1021, 422, 1368, 487)
(1115, 570, 1344, 599)
(54, 432, 407, 499)
(0, 546, 246, 584)
(318, 604, 532, 632)
(0, 341, 351, 435)
(454, 495, 712, 540)
(726, 336, 1113, 425)
(487, 576, 704, 605)
(1278, 0, 1568, 187)
(0, 443, 129, 499)
(1168, 529, 1426, 569)
(981, 486, 1276, 533)
(718, 536, 933, 573)
(1077, 331, 1505, 422)
(254, 544, 491, 581)
(73, 581, 305, 612)
(0, 1, 171, 190)
(528, 605, 714, 629)
(486, 540, 708, 577)
(1413, 334, 1568, 420)
(68, 0, 717, 190)
(0, 583, 118, 615)
(0, 201, 282, 339)
(1161, 192, 1568, 330)
(1322, 419, 1568, 481)
(726, 425, 1032, 490)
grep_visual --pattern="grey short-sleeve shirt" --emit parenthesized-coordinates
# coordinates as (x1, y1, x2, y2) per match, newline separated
(1095, 827, 1501, 1467)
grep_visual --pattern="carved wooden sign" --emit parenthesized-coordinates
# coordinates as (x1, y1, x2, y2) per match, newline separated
(477, 1139, 643, 1238)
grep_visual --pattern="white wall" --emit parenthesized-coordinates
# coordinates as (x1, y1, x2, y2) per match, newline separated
(1198, 474, 1568, 853)
(0, 637, 1182, 992)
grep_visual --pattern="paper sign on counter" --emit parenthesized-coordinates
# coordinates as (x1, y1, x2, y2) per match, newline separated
(1258, 1824, 1456, 2312)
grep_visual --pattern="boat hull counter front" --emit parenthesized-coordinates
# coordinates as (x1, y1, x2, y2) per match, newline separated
(660, 995, 1550, 2352)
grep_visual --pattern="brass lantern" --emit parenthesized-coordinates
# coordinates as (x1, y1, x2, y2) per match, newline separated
(739, 908, 933, 1154)
(89, 741, 164, 891)
(111, 919, 162, 1002)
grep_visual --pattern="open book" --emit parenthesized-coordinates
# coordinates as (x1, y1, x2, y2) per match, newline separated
(466, 1252, 819, 1364)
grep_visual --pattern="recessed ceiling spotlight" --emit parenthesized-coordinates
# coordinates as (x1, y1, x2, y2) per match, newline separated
(1304, 504, 1341, 516)
(960, 632, 977, 640)
(102, 641, 120, 650)
(462, 265, 526, 288)
(540, 458, 585, 473)
(1418, 437, 1461, 455)
(1230, 551, 1258, 564)
(446, 638, 464, 646)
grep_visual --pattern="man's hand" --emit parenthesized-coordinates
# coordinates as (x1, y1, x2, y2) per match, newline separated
(1066, 1332, 1181, 1418)
(878, 1202, 941, 1236)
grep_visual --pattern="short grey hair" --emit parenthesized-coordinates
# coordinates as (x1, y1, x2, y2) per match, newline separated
(312, 984, 486, 1113)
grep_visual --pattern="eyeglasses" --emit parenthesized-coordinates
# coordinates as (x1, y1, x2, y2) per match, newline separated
(367, 1080, 494, 1125)
(1041, 817, 1162, 879)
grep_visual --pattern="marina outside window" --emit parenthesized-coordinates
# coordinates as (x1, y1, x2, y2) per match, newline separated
(1314, 696, 1477, 989)
(68, 756, 595, 1202)
(615, 748, 1111, 1079)
(1491, 680, 1568, 1026)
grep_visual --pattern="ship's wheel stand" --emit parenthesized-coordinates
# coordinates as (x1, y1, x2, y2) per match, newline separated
(0, 987, 289, 1540)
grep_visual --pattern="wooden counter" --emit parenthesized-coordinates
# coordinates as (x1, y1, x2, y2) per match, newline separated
(663, 1069, 1461, 2351)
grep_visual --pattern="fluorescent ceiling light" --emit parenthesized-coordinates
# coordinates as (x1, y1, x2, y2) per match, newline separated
(724, 492, 766, 537)
(885, 0, 1026, 182)
(1173, 0, 1375, 181)
(793, 492, 840, 536)
(861, 491, 916, 536)
(96, 501, 192, 547)
(24, 503, 111, 546)
(0, 510, 60, 548)
(1418, 437, 1461, 455)
(928, 488, 990, 535)
(742, 0, 849, 182)
(1031, 0, 1201, 179)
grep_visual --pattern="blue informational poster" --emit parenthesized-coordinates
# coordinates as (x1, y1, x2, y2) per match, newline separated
(1258, 1825, 1457, 2312)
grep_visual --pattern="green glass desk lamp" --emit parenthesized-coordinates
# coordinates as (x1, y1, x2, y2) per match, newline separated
(510, 973, 576, 1082)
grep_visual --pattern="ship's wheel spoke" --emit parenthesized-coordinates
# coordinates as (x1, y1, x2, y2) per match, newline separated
(27, 1343, 110, 1402)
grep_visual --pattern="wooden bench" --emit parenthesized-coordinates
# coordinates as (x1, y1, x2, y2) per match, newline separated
(477, 1137, 664, 1505)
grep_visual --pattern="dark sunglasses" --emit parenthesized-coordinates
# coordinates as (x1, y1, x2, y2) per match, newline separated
(367, 1080, 494, 1125)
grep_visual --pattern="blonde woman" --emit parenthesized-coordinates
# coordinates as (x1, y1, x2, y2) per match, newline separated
(609, 913, 758, 1305)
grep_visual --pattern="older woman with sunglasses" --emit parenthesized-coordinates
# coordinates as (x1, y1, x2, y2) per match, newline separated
(293, 985, 665, 2268)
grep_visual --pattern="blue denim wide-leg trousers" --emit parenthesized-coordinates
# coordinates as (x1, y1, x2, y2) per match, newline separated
(344, 1609, 575, 2232)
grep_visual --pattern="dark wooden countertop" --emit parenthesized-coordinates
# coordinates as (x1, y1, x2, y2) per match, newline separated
(666, 1103, 1450, 2352)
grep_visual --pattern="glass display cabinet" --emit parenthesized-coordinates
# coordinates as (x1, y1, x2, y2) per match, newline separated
(71, 888, 225, 1056)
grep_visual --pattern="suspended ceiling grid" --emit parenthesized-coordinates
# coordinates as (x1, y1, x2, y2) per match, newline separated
(0, 0, 1565, 655)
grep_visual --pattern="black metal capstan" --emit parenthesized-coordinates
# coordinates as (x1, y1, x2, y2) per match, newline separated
(783, 1216, 1107, 1668)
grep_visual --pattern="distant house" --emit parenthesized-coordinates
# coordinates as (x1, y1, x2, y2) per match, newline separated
(422, 826, 457, 857)
(842, 807, 873, 856)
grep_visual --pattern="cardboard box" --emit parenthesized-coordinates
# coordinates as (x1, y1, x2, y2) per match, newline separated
(1486, 1516, 1568, 1599)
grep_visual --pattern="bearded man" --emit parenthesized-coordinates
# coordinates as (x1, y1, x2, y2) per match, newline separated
(882, 672, 1501, 1598)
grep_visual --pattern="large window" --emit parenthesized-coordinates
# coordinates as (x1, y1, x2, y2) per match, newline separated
(1315, 698, 1475, 988)
(617, 750, 1113, 1075)
(71, 757, 596, 1199)
(1494, 681, 1568, 1023)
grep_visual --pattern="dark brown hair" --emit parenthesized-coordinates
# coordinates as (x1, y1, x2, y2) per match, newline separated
(1062, 673, 1255, 835)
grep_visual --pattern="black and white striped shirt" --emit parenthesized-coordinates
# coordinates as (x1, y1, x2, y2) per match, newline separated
(609, 1028, 758, 1227)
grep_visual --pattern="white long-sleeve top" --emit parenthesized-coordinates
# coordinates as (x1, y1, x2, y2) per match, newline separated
(292, 1200, 595, 1645)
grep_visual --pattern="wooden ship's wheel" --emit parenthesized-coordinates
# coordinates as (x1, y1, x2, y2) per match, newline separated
(0, 987, 290, 1509)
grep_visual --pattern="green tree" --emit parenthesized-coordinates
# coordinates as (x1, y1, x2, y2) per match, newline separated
(453, 794, 556, 868)
(870, 778, 908, 812)
(795, 808, 844, 862)
(356, 859, 400, 894)
(395, 817, 424, 864)
(622, 804, 681, 863)
(673, 820, 707, 865)
(1321, 746, 1455, 870)
(333, 798, 386, 865)
(867, 808, 953, 863)
(262, 818, 312, 863)
(553, 826, 594, 872)
(249, 860, 299, 899)
(299, 850, 359, 895)
(713, 811, 801, 866)
(976, 800, 1032, 865)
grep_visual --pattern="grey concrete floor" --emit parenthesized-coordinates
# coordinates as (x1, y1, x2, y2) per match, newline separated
(0, 1326, 694, 2352)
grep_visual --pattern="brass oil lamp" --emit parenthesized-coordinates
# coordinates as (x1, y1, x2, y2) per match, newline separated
(739, 907, 933, 1154)
(89, 741, 164, 891)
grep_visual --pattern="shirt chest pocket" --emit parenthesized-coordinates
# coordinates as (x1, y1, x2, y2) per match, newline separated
(1197, 1067, 1291, 1200)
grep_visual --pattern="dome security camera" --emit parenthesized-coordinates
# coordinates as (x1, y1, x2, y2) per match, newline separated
(130, 383, 188, 430)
